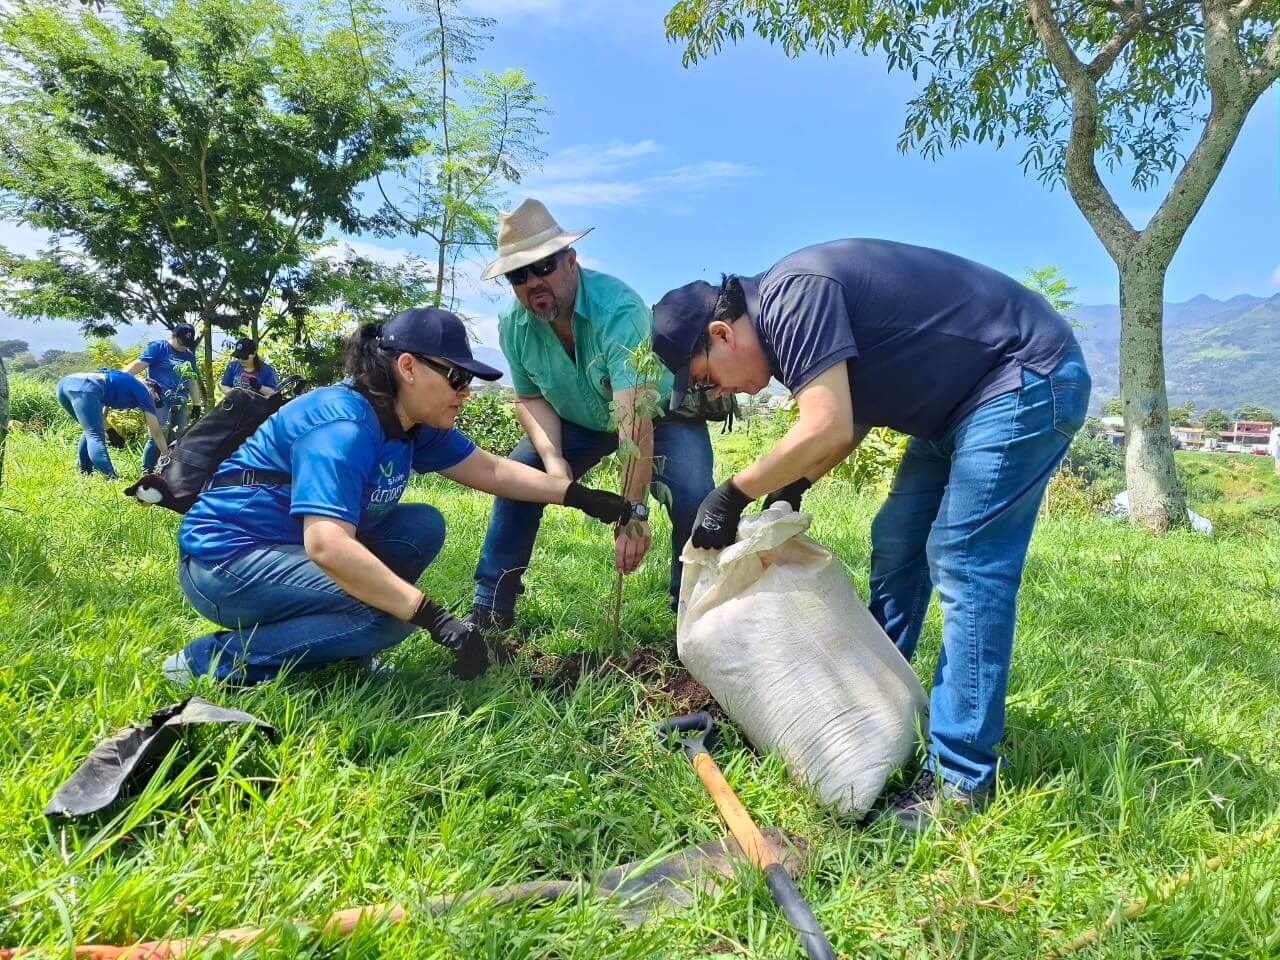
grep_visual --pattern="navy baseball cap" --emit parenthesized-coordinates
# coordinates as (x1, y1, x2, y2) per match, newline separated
(380, 307, 502, 381)
(231, 337, 257, 359)
(171, 323, 199, 349)
(652, 280, 720, 410)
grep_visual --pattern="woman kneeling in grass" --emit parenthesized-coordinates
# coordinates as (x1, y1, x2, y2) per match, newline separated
(163, 307, 631, 685)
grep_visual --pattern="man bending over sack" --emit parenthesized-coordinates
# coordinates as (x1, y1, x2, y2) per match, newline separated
(652, 238, 1091, 832)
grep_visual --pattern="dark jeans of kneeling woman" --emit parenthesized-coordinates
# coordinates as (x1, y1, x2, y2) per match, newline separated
(167, 502, 445, 684)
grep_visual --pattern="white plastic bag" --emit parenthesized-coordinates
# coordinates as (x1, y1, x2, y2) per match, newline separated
(677, 504, 927, 815)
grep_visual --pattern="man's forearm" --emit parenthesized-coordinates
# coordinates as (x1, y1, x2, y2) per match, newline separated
(804, 422, 871, 480)
(514, 396, 565, 465)
(618, 413, 654, 502)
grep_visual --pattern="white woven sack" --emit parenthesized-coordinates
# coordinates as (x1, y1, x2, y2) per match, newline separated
(677, 503, 927, 815)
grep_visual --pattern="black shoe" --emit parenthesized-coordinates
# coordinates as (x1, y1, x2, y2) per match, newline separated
(878, 769, 992, 834)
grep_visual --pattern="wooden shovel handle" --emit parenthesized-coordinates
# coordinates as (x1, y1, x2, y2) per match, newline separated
(691, 751, 778, 869)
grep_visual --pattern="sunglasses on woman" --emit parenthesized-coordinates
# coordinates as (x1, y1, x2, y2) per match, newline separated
(505, 250, 564, 286)
(415, 354, 474, 391)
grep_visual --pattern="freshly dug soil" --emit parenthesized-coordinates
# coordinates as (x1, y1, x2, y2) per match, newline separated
(523, 644, 721, 716)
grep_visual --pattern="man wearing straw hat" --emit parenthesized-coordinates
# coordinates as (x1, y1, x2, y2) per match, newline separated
(466, 198, 715, 635)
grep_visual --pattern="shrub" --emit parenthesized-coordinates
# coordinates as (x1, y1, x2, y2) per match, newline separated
(7, 374, 73, 431)
(455, 389, 524, 456)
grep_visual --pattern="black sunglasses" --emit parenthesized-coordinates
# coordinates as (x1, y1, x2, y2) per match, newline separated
(415, 354, 474, 391)
(505, 250, 564, 286)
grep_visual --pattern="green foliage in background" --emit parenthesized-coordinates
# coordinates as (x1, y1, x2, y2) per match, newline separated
(6, 374, 72, 432)
(454, 388, 524, 457)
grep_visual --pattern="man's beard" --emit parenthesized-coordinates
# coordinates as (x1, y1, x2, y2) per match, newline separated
(532, 298, 562, 323)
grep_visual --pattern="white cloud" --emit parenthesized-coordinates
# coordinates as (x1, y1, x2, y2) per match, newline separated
(532, 181, 648, 209)
(1269, 263, 1280, 288)
(524, 141, 752, 212)
(536, 140, 662, 181)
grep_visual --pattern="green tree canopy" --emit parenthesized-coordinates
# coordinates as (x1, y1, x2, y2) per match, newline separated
(1168, 402, 1195, 427)
(0, 0, 419, 390)
(1200, 407, 1229, 431)
(1232, 404, 1275, 423)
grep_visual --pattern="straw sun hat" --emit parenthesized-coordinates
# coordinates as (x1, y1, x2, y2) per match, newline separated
(480, 198, 594, 281)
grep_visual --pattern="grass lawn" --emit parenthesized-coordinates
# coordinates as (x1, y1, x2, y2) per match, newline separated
(2, 424, 1279, 958)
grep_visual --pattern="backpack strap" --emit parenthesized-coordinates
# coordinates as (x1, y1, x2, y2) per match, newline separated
(207, 469, 292, 490)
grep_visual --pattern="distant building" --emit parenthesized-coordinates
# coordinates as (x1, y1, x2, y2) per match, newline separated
(1224, 420, 1274, 446)
(1171, 426, 1205, 448)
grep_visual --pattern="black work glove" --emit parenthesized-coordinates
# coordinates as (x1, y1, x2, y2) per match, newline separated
(411, 596, 489, 680)
(105, 427, 128, 450)
(691, 478, 753, 549)
(563, 481, 631, 525)
(763, 477, 812, 512)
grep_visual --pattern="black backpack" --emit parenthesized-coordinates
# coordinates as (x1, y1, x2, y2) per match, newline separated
(125, 376, 305, 513)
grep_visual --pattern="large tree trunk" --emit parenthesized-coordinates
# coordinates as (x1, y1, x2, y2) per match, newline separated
(1117, 257, 1186, 531)
(0, 356, 8, 489)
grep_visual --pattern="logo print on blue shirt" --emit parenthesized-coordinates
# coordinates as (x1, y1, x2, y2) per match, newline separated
(369, 457, 408, 509)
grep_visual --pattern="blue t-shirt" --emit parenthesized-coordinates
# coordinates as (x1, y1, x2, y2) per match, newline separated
(139, 340, 199, 400)
(179, 385, 475, 564)
(746, 239, 1076, 440)
(97, 369, 158, 415)
(221, 359, 278, 392)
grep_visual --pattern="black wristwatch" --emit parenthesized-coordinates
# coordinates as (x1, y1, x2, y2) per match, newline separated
(629, 501, 650, 523)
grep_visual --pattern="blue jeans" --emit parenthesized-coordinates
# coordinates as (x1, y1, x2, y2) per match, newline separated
(868, 346, 1090, 791)
(176, 502, 447, 683)
(142, 396, 190, 471)
(474, 418, 715, 615)
(56, 375, 116, 478)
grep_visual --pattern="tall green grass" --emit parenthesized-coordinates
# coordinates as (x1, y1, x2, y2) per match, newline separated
(1, 427, 1278, 958)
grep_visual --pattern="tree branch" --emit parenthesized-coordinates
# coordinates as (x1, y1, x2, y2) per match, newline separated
(1023, 0, 1140, 257)
(1141, 1, 1266, 254)
(1248, 28, 1278, 91)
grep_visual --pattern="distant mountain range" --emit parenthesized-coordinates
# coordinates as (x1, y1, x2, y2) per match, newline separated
(1071, 293, 1280, 413)
(6, 294, 1278, 412)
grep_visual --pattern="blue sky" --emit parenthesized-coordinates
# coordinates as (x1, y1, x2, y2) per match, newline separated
(3, 0, 1276, 351)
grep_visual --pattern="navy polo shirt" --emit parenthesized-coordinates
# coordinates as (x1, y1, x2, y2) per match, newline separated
(98, 369, 158, 415)
(179, 385, 475, 564)
(746, 239, 1076, 440)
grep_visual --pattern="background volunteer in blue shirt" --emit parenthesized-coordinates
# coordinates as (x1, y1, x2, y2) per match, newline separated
(652, 239, 1091, 833)
(54, 369, 169, 478)
(220, 338, 278, 397)
(123, 323, 206, 471)
(163, 307, 634, 686)
(466, 199, 715, 637)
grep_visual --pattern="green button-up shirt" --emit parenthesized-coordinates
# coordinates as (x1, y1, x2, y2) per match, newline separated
(498, 267, 673, 432)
